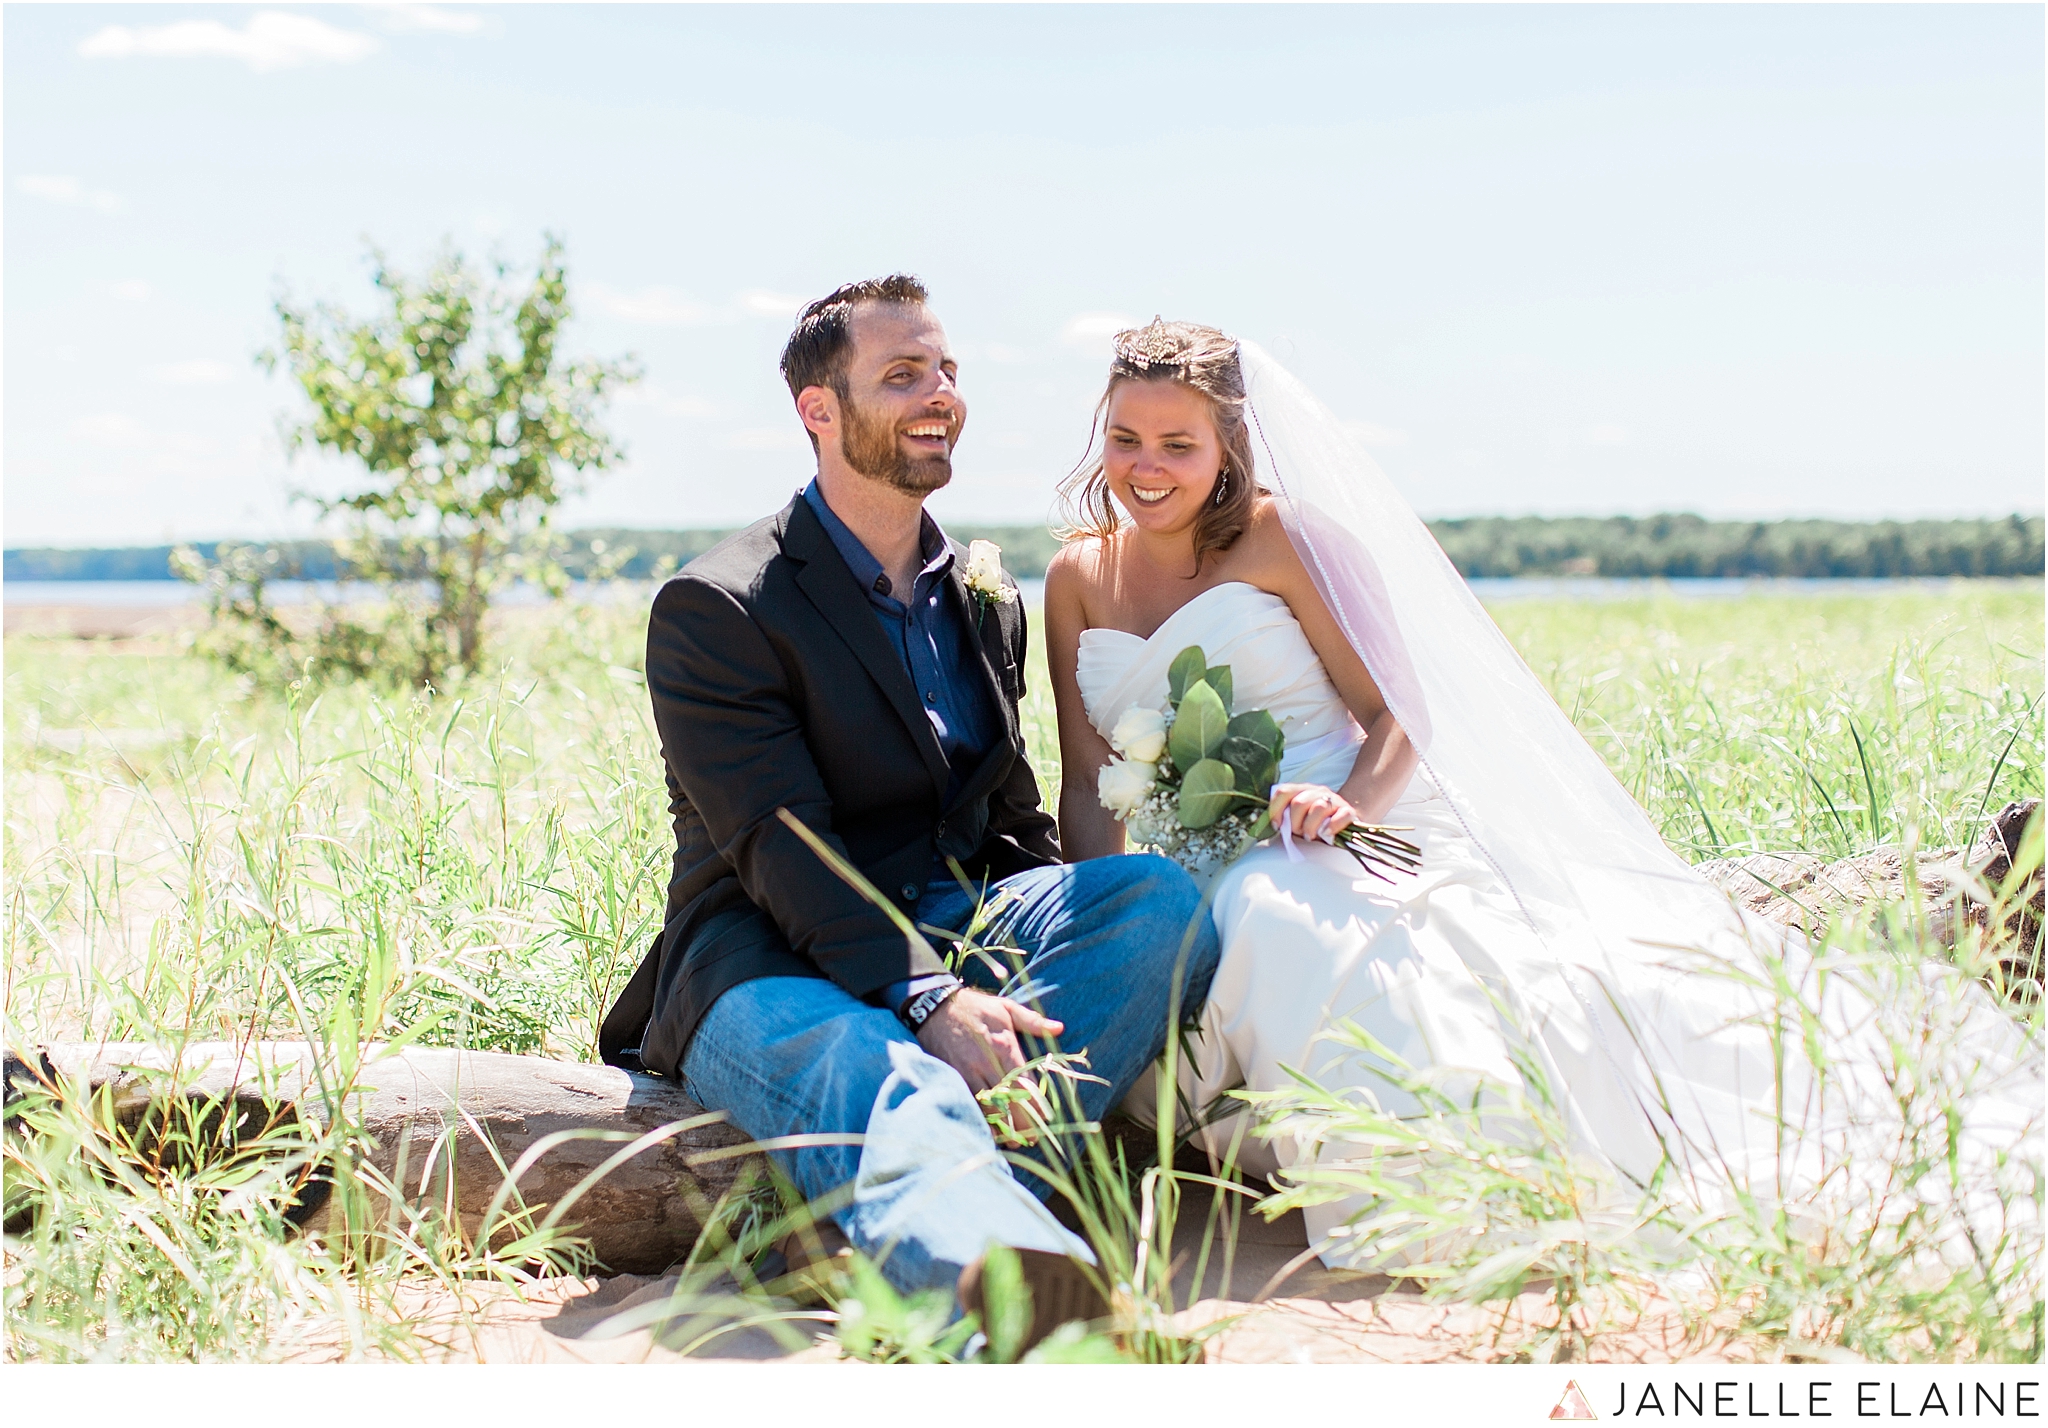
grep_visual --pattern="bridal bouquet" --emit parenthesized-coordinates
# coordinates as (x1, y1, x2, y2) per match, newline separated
(1098, 644, 1423, 880)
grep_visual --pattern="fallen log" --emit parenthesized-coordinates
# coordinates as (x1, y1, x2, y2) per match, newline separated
(1697, 798, 2041, 987)
(11, 804, 2036, 1272)
(3, 1042, 763, 1275)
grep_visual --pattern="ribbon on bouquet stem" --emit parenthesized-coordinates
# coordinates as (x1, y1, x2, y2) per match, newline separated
(1277, 811, 1307, 864)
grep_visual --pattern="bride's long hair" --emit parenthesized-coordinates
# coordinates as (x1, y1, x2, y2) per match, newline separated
(1057, 319, 1264, 574)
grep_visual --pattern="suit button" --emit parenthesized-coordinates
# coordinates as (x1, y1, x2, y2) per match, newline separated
(901, 883, 921, 902)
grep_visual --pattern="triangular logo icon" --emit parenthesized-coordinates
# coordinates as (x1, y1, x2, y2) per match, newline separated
(1550, 1380, 1598, 1420)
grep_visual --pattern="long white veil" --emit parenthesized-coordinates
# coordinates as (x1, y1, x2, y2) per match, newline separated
(1240, 340, 1730, 953)
(1238, 341, 1746, 1186)
(1236, 340, 2038, 1214)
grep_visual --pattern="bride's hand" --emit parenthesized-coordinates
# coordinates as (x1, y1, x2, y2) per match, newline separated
(1268, 783, 1358, 844)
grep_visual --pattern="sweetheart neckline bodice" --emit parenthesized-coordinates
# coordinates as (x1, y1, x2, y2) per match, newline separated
(1074, 579, 1364, 787)
(1076, 581, 1276, 650)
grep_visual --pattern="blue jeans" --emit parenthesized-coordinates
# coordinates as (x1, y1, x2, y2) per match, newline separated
(678, 853, 1221, 1297)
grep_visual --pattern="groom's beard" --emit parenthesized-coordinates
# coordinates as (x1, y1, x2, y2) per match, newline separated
(839, 392, 954, 497)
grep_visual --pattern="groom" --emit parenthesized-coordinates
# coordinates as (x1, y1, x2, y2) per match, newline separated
(599, 274, 1220, 1322)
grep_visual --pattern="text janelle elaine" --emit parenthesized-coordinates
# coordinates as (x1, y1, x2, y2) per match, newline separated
(1608, 1380, 2038, 1419)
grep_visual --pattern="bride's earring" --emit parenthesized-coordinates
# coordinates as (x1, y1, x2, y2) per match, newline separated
(1213, 466, 1230, 507)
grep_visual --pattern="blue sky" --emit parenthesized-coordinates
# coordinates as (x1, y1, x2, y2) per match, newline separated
(6, 3, 2042, 546)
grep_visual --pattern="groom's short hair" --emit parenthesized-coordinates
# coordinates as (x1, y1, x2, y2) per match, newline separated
(779, 273, 930, 402)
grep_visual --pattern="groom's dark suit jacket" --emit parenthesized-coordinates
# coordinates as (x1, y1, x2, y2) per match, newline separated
(598, 493, 1062, 1080)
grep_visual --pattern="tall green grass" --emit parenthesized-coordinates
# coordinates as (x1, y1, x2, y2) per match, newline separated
(7, 602, 662, 1050)
(1248, 885, 2045, 1363)
(1486, 585, 2042, 858)
(5, 580, 2040, 1361)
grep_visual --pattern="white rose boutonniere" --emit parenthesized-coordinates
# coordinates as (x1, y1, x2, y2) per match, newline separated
(963, 538, 1016, 620)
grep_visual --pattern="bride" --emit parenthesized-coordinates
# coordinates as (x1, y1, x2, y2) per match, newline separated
(1044, 320, 2039, 1270)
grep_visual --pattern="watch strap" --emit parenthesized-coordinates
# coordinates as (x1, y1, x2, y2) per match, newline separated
(900, 975, 964, 1031)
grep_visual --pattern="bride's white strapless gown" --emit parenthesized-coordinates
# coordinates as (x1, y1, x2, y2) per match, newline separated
(1077, 581, 2039, 1270)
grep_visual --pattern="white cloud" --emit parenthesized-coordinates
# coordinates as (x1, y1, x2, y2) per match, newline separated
(616, 384, 718, 419)
(362, 4, 485, 34)
(18, 174, 123, 215)
(720, 427, 811, 452)
(738, 289, 806, 320)
(69, 414, 220, 459)
(587, 283, 713, 326)
(1061, 312, 1138, 349)
(149, 359, 238, 386)
(1344, 420, 1409, 448)
(69, 413, 150, 450)
(1587, 423, 1629, 447)
(79, 12, 383, 72)
(110, 280, 153, 302)
(587, 282, 805, 328)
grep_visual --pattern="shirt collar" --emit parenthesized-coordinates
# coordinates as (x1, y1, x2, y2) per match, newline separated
(802, 478, 953, 599)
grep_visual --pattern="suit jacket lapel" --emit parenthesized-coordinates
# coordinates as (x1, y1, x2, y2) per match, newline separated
(946, 562, 1019, 747)
(941, 562, 1023, 817)
(782, 499, 952, 803)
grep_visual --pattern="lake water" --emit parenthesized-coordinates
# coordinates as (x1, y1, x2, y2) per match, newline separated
(2, 579, 646, 607)
(2, 576, 2023, 609)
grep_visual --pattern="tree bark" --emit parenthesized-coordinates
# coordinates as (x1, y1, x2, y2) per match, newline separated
(5, 1042, 763, 1276)
(1697, 798, 2040, 988)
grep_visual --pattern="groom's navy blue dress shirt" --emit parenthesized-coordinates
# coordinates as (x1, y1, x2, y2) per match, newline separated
(801, 478, 997, 1016)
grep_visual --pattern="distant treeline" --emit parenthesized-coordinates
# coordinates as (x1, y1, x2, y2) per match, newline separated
(7, 515, 2041, 583)
(0, 526, 1068, 583)
(1430, 514, 2044, 580)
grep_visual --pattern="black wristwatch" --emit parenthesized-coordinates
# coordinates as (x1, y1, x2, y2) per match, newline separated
(899, 976, 964, 1032)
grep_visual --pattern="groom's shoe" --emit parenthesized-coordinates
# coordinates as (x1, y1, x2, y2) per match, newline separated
(957, 1248, 1111, 1356)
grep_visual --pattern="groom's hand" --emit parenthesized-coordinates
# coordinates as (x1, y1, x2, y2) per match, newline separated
(917, 988, 1065, 1137)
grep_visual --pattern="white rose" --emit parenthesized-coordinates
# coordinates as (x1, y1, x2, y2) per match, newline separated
(1109, 706, 1168, 764)
(1097, 756, 1157, 815)
(966, 539, 1004, 589)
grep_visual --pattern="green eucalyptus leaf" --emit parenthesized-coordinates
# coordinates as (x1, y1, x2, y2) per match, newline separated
(1217, 735, 1277, 794)
(1203, 664, 1233, 711)
(1167, 646, 1208, 707)
(1168, 679, 1230, 767)
(1177, 758, 1239, 829)
(1225, 709, 1283, 755)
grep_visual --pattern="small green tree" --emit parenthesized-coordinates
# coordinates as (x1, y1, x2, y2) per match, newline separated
(184, 235, 637, 686)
